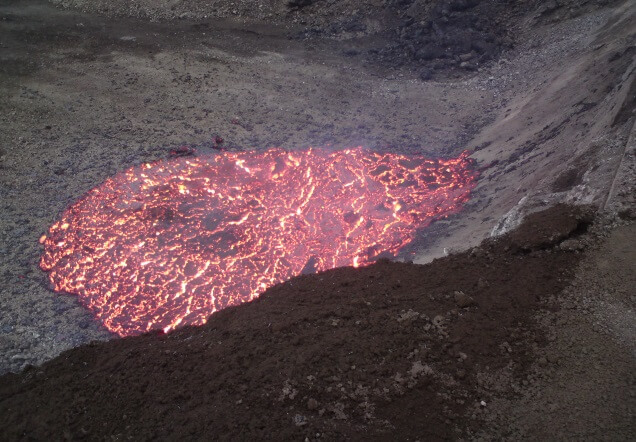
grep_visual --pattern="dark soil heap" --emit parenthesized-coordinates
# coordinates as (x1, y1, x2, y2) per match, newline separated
(0, 205, 594, 440)
(47, 0, 623, 78)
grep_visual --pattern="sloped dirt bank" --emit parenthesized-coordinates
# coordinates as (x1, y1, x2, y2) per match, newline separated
(0, 204, 609, 440)
(46, 0, 624, 79)
(474, 218, 635, 440)
(411, 0, 635, 263)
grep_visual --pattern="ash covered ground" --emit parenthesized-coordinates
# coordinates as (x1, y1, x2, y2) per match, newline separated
(0, 0, 635, 439)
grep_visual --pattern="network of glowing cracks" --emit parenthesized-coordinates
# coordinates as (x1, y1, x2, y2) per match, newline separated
(40, 147, 477, 336)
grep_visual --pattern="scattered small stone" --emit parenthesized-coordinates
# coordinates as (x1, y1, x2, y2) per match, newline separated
(307, 398, 318, 410)
(397, 309, 420, 322)
(293, 414, 307, 426)
(169, 145, 196, 157)
(394, 372, 406, 385)
(409, 360, 432, 378)
(454, 291, 476, 308)
(477, 277, 490, 289)
(420, 68, 433, 80)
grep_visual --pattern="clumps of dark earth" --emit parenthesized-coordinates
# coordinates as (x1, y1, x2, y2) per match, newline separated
(1, 0, 635, 440)
(0, 206, 609, 439)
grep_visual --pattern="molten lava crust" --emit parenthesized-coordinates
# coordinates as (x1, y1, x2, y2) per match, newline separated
(40, 147, 476, 336)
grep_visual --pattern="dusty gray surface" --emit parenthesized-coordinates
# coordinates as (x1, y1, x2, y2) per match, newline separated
(0, 0, 634, 393)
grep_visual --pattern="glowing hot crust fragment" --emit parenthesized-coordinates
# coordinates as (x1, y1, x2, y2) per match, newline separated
(40, 147, 477, 336)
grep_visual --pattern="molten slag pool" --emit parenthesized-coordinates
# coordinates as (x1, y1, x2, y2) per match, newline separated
(40, 147, 477, 336)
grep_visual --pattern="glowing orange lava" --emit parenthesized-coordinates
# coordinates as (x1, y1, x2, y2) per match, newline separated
(40, 147, 476, 336)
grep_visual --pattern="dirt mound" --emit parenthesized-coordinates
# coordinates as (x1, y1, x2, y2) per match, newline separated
(0, 205, 594, 440)
(292, 0, 520, 79)
(45, 0, 621, 78)
(49, 0, 523, 76)
(508, 203, 595, 250)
